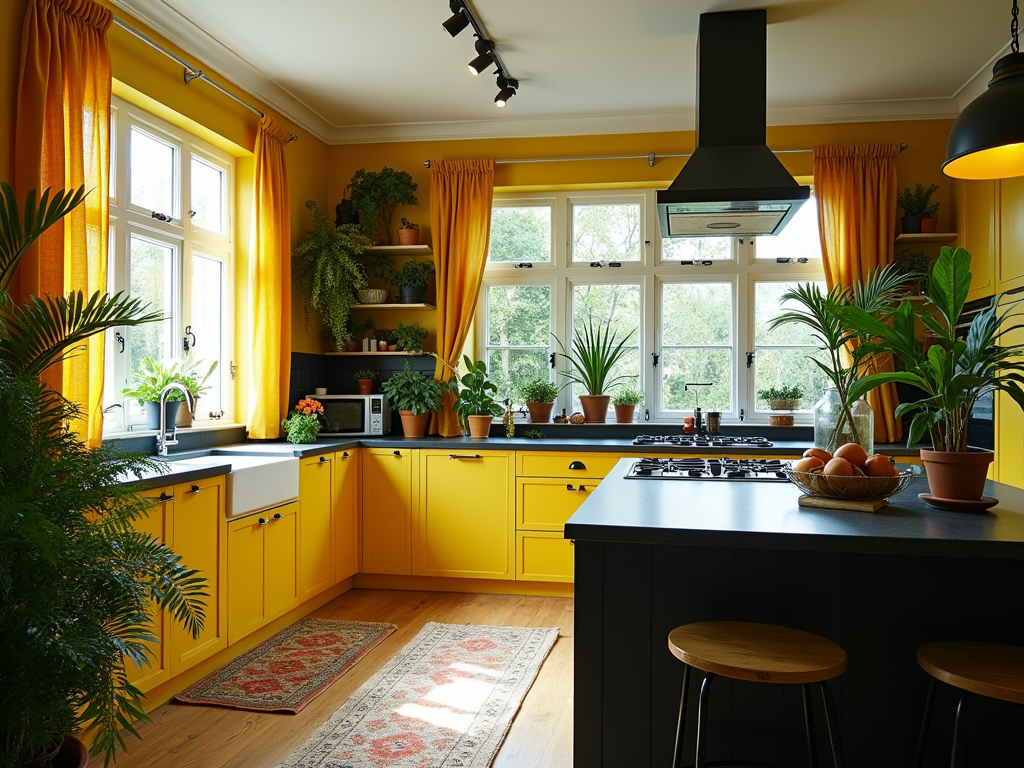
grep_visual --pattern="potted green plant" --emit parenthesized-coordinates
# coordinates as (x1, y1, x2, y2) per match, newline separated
(555, 318, 636, 424)
(0, 184, 205, 768)
(893, 249, 932, 294)
(612, 384, 644, 424)
(175, 357, 218, 428)
(380, 361, 444, 438)
(347, 166, 419, 245)
(344, 317, 375, 352)
(519, 377, 560, 424)
(841, 246, 1024, 509)
(372, 254, 436, 304)
(281, 396, 325, 444)
(398, 218, 420, 246)
(757, 385, 802, 426)
(354, 368, 378, 394)
(444, 356, 504, 439)
(122, 357, 195, 430)
(292, 200, 372, 349)
(897, 182, 941, 234)
(394, 322, 428, 353)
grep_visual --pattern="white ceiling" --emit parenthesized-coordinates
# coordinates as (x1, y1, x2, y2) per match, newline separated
(108, 0, 1014, 144)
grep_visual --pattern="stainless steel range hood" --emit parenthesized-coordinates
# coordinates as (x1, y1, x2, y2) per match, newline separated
(657, 9, 809, 238)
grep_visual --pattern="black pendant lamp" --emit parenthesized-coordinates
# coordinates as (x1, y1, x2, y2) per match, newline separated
(943, 0, 1024, 179)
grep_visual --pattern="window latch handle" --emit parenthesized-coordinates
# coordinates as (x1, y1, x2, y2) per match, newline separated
(652, 352, 660, 367)
(746, 351, 756, 368)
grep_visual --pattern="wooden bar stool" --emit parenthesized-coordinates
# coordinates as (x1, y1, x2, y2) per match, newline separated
(668, 621, 846, 768)
(914, 641, 1024, 768)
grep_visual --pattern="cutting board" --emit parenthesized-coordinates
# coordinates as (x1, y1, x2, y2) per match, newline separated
(798, 494, 888, 513)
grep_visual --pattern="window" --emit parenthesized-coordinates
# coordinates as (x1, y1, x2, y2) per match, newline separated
(105, 98, 234, 430)
(478, 190, 826, 424)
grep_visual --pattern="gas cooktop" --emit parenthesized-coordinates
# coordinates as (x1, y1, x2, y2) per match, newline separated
(625, 457, 790, 481)
(631, 435, 774, 448)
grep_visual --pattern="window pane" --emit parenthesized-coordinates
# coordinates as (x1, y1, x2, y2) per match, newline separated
(487, 285, 551, 346)
(661, 237, 731, 261)
(662, 283, 732, 345)
(755, 196, 821, 261)
(487, 348, 550, 405)
(572, 203, 641, 262)
(190, 254, 224, 414)
(661, 349, 732, 412)
(754, 281, 827, 346)
(190, 156, 224, 234)
(569, 283, 640, 410)
(109, 111, 116, 199)
(128, 234, 176, 413)
(130, 127, 175, 216)
(488, 206, 551, 263)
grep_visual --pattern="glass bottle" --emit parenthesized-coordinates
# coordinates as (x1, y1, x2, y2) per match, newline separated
(813, 386, 873, 456)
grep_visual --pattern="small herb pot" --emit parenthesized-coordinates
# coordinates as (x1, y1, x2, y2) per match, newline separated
(901, 215, 922, 234)
(357, 379, 374, 394)
(921, 217, 938, 233)
(398, 228, 420, 246)
(467, 414, 492, 439)
(527, 401, 555, 423)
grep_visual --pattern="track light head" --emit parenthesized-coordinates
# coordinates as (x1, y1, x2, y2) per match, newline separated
(468, 38, 495, 75)
(494, 76, 518, 107)
(443, 8, 470, 37)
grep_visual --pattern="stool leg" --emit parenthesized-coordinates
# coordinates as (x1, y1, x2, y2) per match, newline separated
(950, 691, 970, 768)
(817, 681, 844, 768)
(802, 683, 819, 768)
(914, 676, 937, 768)
(672, 663, 691, 768)
(695, 673, 716, 768)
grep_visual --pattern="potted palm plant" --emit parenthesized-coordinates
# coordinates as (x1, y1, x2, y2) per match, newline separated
(612, 384, 644, 424)
(519, 377, 559, 424)
(353, 368, 378, 394)
(555, 318, 636, 423)
(380, 361, 444, 438)
(0, 183, 206, 768)
(444, 356, 503, 439)
(841, 246, 1024, 509)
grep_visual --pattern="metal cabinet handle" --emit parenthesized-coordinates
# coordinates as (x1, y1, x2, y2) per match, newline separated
(393, 450, 402, 457)
(449, 453, 483, 459)
(319, 455, 331, 463)
(569, 539, 575, 546)
(565, 484, 588, 492)
(273, 512, 283, 521)
(258, 517, 268, 525)
(341, 451, 350, 459)
(568, 460, 587, 471)
(144, 492, 174, 502)
(187, 484, 201, 493)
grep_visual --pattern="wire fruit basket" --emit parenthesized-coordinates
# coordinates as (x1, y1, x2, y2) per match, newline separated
(785, 467, 913, 501)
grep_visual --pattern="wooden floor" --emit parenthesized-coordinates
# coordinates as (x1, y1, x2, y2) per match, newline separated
(114, 589, 574, 768)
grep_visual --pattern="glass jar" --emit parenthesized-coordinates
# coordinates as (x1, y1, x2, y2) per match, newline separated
(813, 386, 874, 456)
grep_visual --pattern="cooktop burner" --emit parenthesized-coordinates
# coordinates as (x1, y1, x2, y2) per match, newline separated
(625, 457, 789, 481)
(631, 434, 774, 448)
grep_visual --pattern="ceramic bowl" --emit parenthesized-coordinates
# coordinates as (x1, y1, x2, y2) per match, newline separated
(357, 288, 388, 304)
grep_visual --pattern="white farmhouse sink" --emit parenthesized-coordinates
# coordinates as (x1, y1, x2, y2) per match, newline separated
(171, 454, 299, 518)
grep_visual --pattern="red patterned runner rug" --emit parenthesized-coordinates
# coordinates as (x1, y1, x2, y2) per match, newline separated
(279, 621, 560, 768)
(175, 619, 397, 714)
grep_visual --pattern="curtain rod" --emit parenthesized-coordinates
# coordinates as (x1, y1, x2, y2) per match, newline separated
(111, 17, 298, 143)
(423, 143, 909, 168)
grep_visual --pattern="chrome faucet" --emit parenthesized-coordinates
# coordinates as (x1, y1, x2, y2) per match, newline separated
(156, 383, 195, 456)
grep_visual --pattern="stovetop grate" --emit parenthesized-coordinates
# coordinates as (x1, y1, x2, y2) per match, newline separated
(625, 457, 790, 481)
(631, 435, 774, 448)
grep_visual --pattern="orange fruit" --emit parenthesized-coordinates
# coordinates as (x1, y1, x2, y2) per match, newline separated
(834, 443, 868, 469)
(803, 447, 833, 463)
(792, 456, 824, 473)
(823, 457, 855, 476)
(864, 454, 898, 477)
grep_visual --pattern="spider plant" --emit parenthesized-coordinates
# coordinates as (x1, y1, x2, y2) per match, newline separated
(555, 318, 636, 396)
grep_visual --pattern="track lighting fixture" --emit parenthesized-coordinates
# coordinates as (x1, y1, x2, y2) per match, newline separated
(494, 74, 518, 107)
(442, 0, 469, 37)
(468, 38, 495, 76)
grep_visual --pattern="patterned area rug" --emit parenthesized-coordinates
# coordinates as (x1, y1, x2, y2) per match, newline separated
(279, 621, 560, 768)
(175, 618, 397, 714)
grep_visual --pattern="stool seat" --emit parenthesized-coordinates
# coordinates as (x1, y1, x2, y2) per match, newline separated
(668, 621, 847, 684)
(918, 641, 1024, 705)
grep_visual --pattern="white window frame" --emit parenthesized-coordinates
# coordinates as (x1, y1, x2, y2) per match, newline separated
(104, 96, 235, 432)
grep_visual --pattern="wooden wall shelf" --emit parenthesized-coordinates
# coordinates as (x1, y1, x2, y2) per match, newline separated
(324, 351, 427, 356)
(895, 233, 958, 244)
(351, 303, 435, 310)
(365, 245, 433, 257)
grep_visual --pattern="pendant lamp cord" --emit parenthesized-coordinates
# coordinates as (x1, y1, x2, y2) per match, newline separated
(1013, 0, 1019, 54)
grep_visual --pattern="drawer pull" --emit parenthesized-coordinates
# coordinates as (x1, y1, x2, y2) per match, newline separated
(273, 512, 284, 521)
(568, 460, 587, 471)
(144, 491, 174, 502)
(187, 484, 201, 494)
(566, 484, 589, 492)
(570, 539, 575, 545)
(258, 517, 268, 525)
(449, 453, 483, 460)
(319, 455, 331, 463)
(393, 450, 402, 457)
(341, 451, 350, 459)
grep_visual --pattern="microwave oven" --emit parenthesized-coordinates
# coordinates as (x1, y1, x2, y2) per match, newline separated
(308, 394, 391, 436)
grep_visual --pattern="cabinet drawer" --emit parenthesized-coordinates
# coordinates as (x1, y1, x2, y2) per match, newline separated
(517, 477, 597, 531)
(517, 451, 625, 479)
(517, 532, 574, 582)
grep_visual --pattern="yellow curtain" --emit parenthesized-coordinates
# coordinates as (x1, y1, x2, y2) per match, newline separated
(813, 144, 902, 443)
(247, 115, 292, 439)
(429, 159, 495, 437)
(15, 0, 112, 448)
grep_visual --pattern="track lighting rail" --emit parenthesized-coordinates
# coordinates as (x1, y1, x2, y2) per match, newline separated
(443, 0, 520, 106)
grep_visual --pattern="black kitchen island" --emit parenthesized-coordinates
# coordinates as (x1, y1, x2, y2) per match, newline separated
(565, 459, 1024, 767)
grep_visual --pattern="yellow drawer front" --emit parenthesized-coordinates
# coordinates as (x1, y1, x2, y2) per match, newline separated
(517, 451, 628, 479)
(517, 532, 574, 582)
(517, 477, 597, 531)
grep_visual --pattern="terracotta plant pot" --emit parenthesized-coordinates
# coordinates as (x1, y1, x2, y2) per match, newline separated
(614, 404, 636, 424)
(579, 394, 611, 423)
(345, 340, 359, 352)
(399, 410, 430, 438)
(398, 228, 420, 246)
(527, 401, 555, 423)
(26, 735, 89, 768)
(467, 414, 492, 439)
(768, 414, 795, 426)
(920, 449, 994, 501)
(176, 399, 196, 428)
(357, 379, 373, 394)
(921, 217, 938, 233)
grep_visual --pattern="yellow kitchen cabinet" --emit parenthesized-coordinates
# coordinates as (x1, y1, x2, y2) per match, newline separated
(517, 531, 574, 583)
(334, 449, 361, 582)
(167, 475, 226, 676)
(418, 450, 514, 579)
(999, 176, 1024, 292)
(958, 179, 997, 302)
(299, 455, 335, 601)
(362, 448, 416, 575)
(227, 502, 299, 645)
(517, 477, 596, 531)
(996, 300, 1024, 487)
(517, 451, 624, 479)
(124, 485, 174, 693)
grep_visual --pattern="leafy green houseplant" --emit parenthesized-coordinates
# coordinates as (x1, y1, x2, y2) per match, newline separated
(347, 167, 419, 245)
(372, 255, 435, 304)
(281, 396, 324, 444)
(897, 182, 940, 233)
(519, 377, 560, 424)
(175, 357, 218, 427)
(381, 361, 444, 438)
(894, 249, 932, 293)
(0, 184, 205, 767)
(354, 368, 378, 394)
(842, 246, 1024, 505)
(292, 200, 372, 348)
(393, 323, 428, 352)
(443, 356, 503, 439)
(757, 385, 802, 426)
(612, 384, 643, 424)
(555, 318, 636, 424)
(121, 357, 202, 430)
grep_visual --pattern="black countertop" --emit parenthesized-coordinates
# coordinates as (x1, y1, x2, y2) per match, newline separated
(564, 458, 1024, 559)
